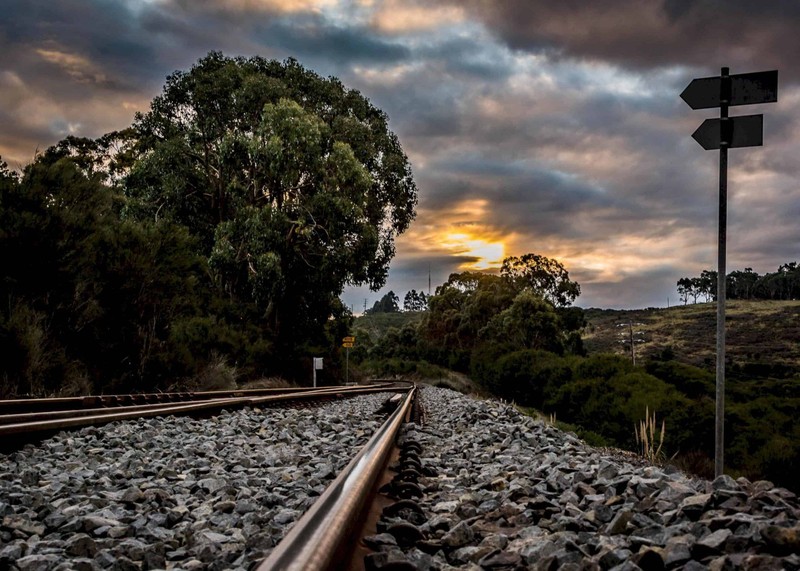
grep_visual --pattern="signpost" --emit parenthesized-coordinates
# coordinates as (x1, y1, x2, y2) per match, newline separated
(313, 357, 323, 388)
(682, 67, 778, 477)
(342, 337, 356, 384)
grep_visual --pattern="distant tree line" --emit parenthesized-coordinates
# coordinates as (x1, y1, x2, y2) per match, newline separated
(365, 289, 428, 314)
(677, 263, 800, 304)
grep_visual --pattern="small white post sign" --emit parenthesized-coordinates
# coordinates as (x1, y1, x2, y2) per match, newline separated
(313, 357, 323, 387)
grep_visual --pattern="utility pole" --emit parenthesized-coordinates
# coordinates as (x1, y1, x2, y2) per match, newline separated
(629, 321, 636, 366)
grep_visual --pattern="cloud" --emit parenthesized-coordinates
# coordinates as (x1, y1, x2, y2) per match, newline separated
(369, 0, 465, 34)
(175, 0, 338, 14)
(453, 1, 800, 82)
(254, 15, 410, 65)
(3, 0, 798, 312)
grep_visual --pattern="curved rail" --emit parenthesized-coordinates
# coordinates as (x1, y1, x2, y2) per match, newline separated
(257, 385, 416, 571)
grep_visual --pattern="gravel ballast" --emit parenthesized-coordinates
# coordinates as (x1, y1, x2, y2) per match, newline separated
(373, 387, 800, 570)
(0, 393, 392, 570)
(4, 386, 800, 570)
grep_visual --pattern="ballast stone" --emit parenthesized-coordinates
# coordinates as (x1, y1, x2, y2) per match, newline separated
(395, 386, 800, 570)
(0, 392, 395, 570)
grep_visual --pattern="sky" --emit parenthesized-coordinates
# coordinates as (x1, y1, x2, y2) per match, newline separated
(2, 0, 800, 311)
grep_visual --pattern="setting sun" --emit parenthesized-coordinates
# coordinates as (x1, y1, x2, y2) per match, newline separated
(441, 232, 505, 271)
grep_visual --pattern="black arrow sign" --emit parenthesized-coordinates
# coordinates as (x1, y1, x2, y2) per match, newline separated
(681, 70, 778, 110)
(691, 115, 763, 150)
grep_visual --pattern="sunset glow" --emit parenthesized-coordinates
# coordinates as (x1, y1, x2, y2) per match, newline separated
(441, 232, 505, 271)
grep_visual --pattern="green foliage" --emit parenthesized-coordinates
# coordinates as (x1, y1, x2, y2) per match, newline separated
(367, 291, 401, 314)
(679, 263, 800, 303)
(645, 360, 714, 399)
(403, 289, 428, 311)
(501, 253, 581, 307)
(0, 151, 206, 394)
(0, 53, 415, 395)
(482, 291, 564, 353)
(118, 52, 415, 372)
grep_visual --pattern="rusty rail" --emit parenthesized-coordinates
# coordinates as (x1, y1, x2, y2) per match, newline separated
(257, 385, 416, 571)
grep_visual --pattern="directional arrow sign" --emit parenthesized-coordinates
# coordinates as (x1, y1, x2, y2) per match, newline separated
(681, 70, 777, 109)
(691, 114, 763, 150)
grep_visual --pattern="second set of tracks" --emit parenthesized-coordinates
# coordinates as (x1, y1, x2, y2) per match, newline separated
(0, 381, 425, 570)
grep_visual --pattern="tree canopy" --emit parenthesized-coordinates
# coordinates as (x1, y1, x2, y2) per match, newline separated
(0, 52, 417, 394)
(121, 53, 417, 344)
(501, 253, 581, 307)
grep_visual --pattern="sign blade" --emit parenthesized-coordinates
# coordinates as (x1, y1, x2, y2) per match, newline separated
(691, 115, 763, 150)
(681, 70, 778, 109)
(732, 70, 778, 106)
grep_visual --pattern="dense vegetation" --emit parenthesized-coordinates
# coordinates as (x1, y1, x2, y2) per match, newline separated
(0, 53, 416, 396)
(353, 260, 800, 491)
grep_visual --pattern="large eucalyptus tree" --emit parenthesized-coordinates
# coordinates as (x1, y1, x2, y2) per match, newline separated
(120, 53, 417, 346)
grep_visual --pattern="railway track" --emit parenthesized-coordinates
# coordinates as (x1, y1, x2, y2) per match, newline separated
(0, 381, 426, 570)
(0, 383, 404, 447)
(4, 385, 800, 569)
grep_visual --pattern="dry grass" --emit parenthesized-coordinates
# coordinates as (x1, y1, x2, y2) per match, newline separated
(239, 377, 297, 389)
(583, 300, 800, 375)
(635, 406, 666, 463)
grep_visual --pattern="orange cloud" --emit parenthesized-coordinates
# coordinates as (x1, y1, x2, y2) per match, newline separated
(192, 0, 337, 13)
(370, 1, 464, 34)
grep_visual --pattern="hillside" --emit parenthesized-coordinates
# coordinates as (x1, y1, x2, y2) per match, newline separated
(583, 300, 800, 378)
(352, 311, 424, 344)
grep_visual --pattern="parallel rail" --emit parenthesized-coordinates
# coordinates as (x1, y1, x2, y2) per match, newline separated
(0, 382, 407, 446)
(258, 385, 416, 571)
(1, 380, 419, 569)
(0, 385, 385, 415)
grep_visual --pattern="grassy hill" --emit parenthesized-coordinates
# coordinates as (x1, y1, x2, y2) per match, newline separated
(583, 300, 800, 378)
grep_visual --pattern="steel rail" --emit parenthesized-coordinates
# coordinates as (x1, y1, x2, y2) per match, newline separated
(0, 384, 403, 439)
(256, 385, 416, 571)
(0, 384, 398, 425)
(0, 384, 397, 415)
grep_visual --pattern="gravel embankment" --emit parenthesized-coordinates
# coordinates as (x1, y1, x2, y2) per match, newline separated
(0, 393, 391, 570)
(372, 387, 800, 570)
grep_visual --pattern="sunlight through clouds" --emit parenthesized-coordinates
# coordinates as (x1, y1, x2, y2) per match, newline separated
(440, 232, 505, 270)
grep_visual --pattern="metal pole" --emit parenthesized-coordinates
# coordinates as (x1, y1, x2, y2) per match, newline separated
(715, 66, 730, 477)
(313, 359, 317, 389)
(629, 321, 635, 366)
(346, 347, 349, 385)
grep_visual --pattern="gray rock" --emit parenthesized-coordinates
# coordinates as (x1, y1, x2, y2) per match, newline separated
(441, 520, 474, 548)
(65, 533, 97, 557)
(15, 554, 61, 571)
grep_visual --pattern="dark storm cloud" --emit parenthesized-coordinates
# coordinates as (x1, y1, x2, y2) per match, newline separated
(456, 0, 800, 81)
(254, 16, 410, 65)
(2, 0, 159, 88)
